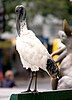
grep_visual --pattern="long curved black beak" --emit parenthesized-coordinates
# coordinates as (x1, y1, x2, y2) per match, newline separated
(16, 18, 20, 36)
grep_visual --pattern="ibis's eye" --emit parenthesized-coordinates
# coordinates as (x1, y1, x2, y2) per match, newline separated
(16, 9, 19, 13)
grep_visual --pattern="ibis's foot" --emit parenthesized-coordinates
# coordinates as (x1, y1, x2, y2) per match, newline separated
(21, 89, 32, 93)
(32, 89, 38, 93)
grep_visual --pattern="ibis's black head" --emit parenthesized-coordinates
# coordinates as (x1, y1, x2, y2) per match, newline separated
(15, 5, 26, 21)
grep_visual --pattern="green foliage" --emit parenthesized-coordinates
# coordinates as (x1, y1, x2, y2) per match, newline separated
(2, 0, 72, 32)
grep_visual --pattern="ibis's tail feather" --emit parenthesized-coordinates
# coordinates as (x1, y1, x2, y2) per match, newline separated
(46, 59, 62, 79)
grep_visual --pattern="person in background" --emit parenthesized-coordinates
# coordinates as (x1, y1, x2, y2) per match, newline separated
(1, 70, 16, 88)
(0, 61, 4, 82)
(0, 71, 3, 87)
(0, 49, 4, 86)
(2, 50, 12, 75)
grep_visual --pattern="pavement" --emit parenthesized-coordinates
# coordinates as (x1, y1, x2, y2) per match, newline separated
(0, 77, 52, 100)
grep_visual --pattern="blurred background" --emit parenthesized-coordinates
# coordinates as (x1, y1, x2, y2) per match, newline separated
(0, 0, 72, 92)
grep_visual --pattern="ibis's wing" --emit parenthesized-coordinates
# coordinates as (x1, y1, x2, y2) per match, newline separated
(16, 30, 51, 71)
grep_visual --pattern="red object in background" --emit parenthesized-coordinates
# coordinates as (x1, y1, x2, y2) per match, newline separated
(0, 71, 3, 80)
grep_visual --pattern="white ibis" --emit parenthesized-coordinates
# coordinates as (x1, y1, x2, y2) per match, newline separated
(15, 5, 61, 92)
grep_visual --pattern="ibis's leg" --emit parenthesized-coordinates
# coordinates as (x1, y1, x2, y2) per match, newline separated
(26, 72, 33, 92)
(21, 72, 34, 93)
(33, 71, 38, 92)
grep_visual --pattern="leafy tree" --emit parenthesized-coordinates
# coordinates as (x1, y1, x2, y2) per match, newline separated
(2, 0, 72, 32)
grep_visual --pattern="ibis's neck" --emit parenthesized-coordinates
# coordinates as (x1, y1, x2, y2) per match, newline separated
(16, 18, 28, 36)
(20, 20, 27, 30)
(20, 20, 28, 35)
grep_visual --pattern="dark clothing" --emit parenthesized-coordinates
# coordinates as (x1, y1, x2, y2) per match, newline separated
(3, 62, 12, 75)
(1, 79, 16, 88)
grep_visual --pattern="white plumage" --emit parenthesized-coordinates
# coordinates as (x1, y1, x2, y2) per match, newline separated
(16, 22, 51, 72)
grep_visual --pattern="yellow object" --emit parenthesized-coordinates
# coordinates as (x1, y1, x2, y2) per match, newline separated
(52, 38, 61, 66)
(11, 38, 16, 46)
(0, 40, 12, 48)
(0, 38, 16, 48)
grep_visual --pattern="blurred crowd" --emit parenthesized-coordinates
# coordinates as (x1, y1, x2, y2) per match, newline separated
(0, 70, 16, 88)
(0, 47, 17, 88)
